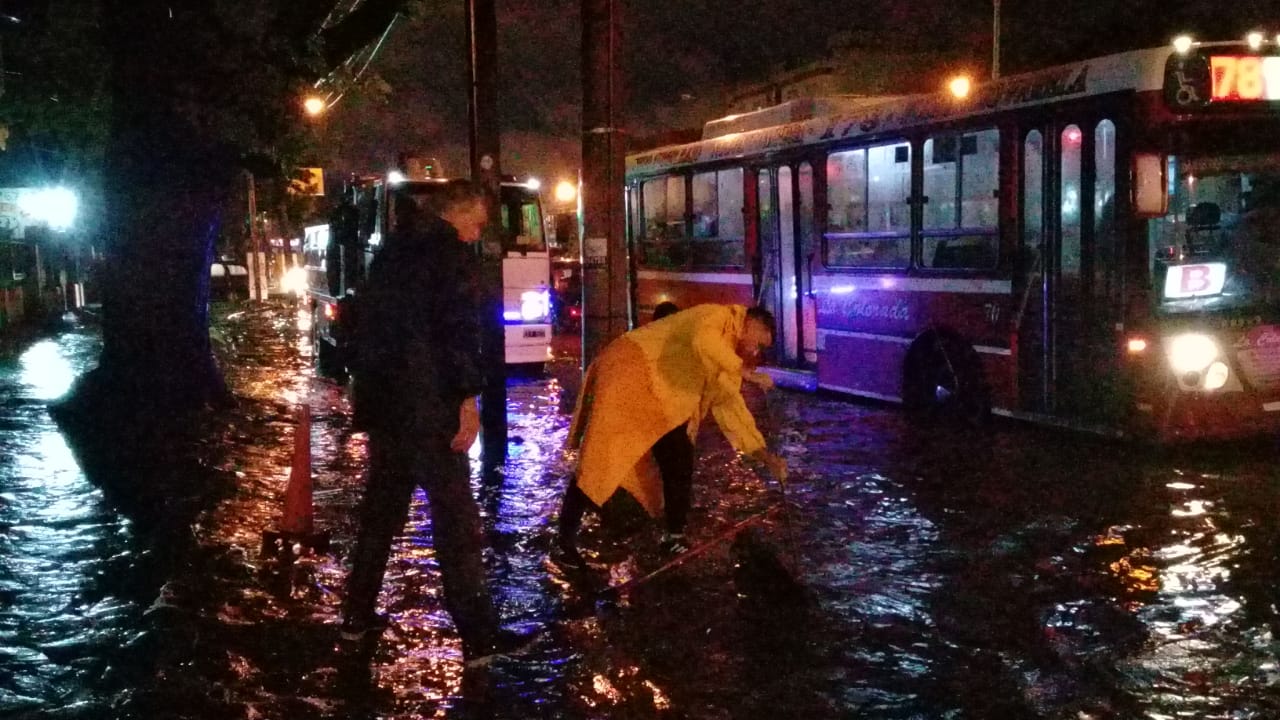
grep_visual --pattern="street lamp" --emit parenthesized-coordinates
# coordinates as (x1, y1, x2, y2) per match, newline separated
(948, 75, 973, 100)
(303, 95, 326, 117)
(554, 179, 577, 205)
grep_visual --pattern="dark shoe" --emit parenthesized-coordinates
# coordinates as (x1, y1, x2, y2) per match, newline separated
(338, 612, 390, 644)
(464, 627, 541, 669)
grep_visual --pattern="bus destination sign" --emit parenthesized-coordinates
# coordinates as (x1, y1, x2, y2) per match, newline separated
(1165, 51, 1280, 109)
(1209, 55, 1280, 101)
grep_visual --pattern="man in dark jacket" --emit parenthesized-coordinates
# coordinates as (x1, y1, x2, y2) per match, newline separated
(340, 179, 515, 668)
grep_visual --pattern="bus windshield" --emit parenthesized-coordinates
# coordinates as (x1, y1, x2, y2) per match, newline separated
(500, 189, 547, 253)
(1150, 154, 1280, 314)
(384, 182, 546, 253)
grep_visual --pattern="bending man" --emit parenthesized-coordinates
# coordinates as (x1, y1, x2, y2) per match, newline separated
(556, 303, 787, 563)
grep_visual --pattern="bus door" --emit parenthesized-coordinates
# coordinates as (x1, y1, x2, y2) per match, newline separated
(754, 164, 814, 366)
(1021, 117, 1123, 417)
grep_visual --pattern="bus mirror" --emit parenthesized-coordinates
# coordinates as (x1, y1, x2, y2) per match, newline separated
(1133, 153, 1168, 218)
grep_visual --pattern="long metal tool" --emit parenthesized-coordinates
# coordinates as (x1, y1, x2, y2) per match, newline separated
(600, 504, 782, 600)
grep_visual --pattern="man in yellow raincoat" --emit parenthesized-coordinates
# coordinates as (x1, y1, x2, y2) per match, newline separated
(555, 304, 787, 563)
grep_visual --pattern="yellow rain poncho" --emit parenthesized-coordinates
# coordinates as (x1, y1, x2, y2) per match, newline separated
(567, 303, 767, 516)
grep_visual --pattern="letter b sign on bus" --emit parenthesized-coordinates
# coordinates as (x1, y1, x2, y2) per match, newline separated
(1164, 262, 1227, 299)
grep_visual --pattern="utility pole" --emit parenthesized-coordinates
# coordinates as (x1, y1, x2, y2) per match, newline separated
(580, 0, 628, 368)
(246, 171, 264, 302)
(466, 0, 507, 466)
(992, 0, 1001, 80)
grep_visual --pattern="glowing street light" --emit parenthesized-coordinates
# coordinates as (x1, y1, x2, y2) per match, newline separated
(303, 95, 326, 117)
(554, 179, 578, 205)
(948, 75, 972, 100)
(18, 187, 78, 231)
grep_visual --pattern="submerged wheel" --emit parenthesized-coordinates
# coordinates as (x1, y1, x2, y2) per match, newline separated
(903, 333, 991, 425)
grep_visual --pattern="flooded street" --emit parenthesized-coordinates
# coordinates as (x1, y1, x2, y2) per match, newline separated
(2, 302, 1280, 718)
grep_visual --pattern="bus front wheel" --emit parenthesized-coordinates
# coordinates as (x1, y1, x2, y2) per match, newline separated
(903, 333, 990, 426)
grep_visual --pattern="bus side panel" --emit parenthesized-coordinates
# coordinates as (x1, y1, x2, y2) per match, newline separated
(634, 271, 754, 324)
(817, 333, 908, 401)
(811, 273, 1015, 404)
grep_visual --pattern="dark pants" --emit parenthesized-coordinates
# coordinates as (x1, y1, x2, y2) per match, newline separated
(558, 423, 695, 549)
(342, 429, 499, 659)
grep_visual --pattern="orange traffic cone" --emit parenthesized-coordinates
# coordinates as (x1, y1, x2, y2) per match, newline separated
(262, 404, 329, 561)
(280, 404, 313, 535)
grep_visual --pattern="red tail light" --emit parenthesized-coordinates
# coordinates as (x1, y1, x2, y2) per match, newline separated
(323, 303, 336, 320)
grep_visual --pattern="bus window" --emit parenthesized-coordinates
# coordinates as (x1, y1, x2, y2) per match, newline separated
(639, 175, 688, 268)
(1150, 155, 1280, 312)
(688, 168, 746, 267)
(922, 129, 999, 270)
(869, 143, 912, 233)
(1061, 125, 1083, 280)
(500, 196, 547, 253)
(1094, 120, 1118, 302)
(1024, 130, 1045, 260)
(628, 185, 642, 245)
(824, 141, 911, 268)
(923, 137, 958, 229)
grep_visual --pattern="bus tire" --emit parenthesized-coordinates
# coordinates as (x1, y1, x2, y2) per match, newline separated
(903, 332, 991, 426)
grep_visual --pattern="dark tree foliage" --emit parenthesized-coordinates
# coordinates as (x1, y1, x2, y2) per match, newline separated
(41, 0, 411, 481)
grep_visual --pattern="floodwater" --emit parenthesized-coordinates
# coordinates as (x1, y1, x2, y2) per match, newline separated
(1, 302, 1280, 719)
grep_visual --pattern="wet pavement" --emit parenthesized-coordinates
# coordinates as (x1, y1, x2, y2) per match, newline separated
(2, 301, 1280, 718)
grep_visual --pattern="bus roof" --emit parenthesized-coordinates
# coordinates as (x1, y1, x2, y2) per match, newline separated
(628, 45, 1183, 176)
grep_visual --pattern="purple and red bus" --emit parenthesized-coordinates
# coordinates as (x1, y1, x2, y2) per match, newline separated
(626, 39, 1280, 441)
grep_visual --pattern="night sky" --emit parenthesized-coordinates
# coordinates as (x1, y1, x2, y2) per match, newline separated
(320, 0, 1279, 185)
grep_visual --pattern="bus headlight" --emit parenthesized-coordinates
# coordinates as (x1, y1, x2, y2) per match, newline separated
(1166, 333, 1219, 375)
(1204, 361, 1230, 390)
(520, 290, 550, 322)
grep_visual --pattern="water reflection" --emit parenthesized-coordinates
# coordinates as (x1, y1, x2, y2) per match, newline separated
(19, 339, 78, 401)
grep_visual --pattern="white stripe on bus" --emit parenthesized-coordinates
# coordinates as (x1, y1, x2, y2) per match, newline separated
(817, 328, 1011, 356)
(636, 270, 755, 285)
(818, 329, 911, 345)
(818, 382, 902, 403)
(810, 275, 1012, 294)
(637, 270, 1011, 294)
(973, 344, 1013, 356)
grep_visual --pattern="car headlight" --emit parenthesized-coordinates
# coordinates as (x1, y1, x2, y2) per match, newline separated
(1166, 333, 1220, 375)
(281, 266, 308, 296)
(520, 290, 550, 322)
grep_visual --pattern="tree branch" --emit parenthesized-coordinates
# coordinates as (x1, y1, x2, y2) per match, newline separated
(272, 0, 343, 45)
(318, 0, 409, 71)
